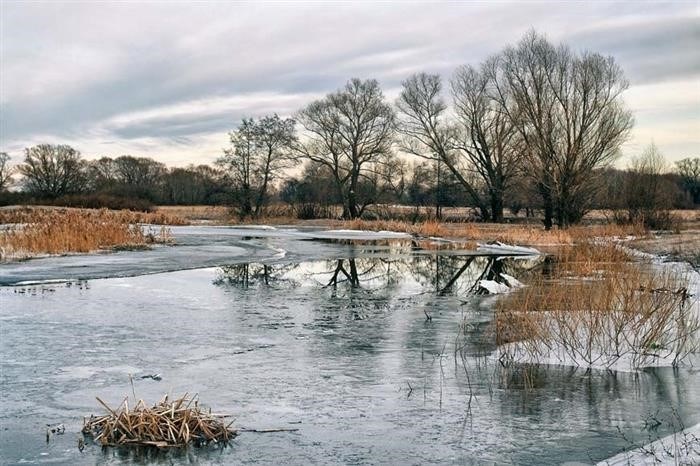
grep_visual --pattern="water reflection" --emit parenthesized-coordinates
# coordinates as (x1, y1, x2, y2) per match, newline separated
(2, 247, 699, 465)
(214, 254, 540, 296)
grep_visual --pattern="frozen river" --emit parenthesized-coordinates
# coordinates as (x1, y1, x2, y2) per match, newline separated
(1, 226, 698, 465)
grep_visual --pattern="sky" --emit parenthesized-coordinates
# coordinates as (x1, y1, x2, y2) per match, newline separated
(1, 1, 698, 167)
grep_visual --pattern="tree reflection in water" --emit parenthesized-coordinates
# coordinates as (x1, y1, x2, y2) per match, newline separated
(214, 254, 540, 299)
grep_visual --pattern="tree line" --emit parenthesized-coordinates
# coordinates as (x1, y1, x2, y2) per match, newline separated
(1, 31, 698, 227)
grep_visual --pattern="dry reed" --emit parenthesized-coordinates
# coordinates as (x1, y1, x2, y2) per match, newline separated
(0, 207, 187, 226)
(335, 219, 648, 246)
(493, 244, 699, 369)
(345, 218, 447, 237)
(0, 208, 173, 260)
(82, 393, 235, 448)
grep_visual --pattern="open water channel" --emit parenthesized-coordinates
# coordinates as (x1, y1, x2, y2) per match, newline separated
(1, 226, 698, 465)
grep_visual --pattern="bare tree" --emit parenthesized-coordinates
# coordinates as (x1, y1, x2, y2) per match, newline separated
(0, 152, 13, 192)
(85, 157, 118, 191)
(112, 155, 167, 200)
(218, 114, 297, 218)
(492, 31, 633, 228)
(295, 78, 395, 219)
(675, 157, 700, 204)
(19, 144, 87, 198)
(625, 143, 675, 227)
(163, 165, 226, 205)
(452, 64, 523, 222)
(396, 73, 490, 220)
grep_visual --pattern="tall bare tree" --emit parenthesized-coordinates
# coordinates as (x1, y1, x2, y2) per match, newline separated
(295, 78, 395, 219)
(218, 114, 297, 218)
(0, 152, 13, 192)
(396, 73, 490, 220)
(452, 64, 522, 221)
(493, 30, 633, 228)
(19, 144, 86, 198)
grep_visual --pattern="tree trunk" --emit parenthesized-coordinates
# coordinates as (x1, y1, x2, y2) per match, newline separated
(538, 182, 554, 230)
(347, 170, 360, 219)
(490, 185, 504, 223)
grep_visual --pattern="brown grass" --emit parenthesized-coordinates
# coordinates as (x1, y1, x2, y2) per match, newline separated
(332, 219, 649, 247)
(82, 394, 235, 448)
(156, 205, 229, 223)
(493, 244, 699, 368)
(345, 218, 447, 237)
(0, 206, 188, 226)
(0, 208, 173, 260)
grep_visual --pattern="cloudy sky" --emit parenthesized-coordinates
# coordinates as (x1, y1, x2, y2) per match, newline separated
(1, 1, 698, 167)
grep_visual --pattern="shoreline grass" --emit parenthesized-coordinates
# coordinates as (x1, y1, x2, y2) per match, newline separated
(492, 243, 699, 369)
(0, 208, 175, 261)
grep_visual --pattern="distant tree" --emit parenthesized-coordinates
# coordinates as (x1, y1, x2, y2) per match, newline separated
(112, 155, 167, 201)
(280, 163, 339, 219)
(625, 143, 676, 228)
(675, 157, 700, 204)
(0, 152, 13, 191)
(19, 144, 86, 198)
(295, 78, 395, 219)
(493, 31, 634, 228)
(218, 114, 297, 218)
(163, 164, 226, 205)
(86, 157, 118, 191)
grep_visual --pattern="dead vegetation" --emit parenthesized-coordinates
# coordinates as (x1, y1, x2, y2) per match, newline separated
(493, 243, 700, 369)
(0, 208, 173, 260)
(345, 218, 447, 237)
(82, 394, 236, 448)
(0, 206, 188, 226)
(338, 219, 648, 246)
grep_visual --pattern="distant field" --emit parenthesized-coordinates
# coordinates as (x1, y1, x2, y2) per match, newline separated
(155, 204, 699, 227)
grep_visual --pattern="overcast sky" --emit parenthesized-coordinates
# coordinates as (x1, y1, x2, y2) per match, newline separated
(1, 1, 698, 167)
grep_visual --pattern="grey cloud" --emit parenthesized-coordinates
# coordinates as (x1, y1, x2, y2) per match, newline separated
(565, 16, 700, 84)
(1, 1, 698, 163)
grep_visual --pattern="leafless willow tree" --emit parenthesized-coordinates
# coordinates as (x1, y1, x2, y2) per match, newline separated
(396, 73, 490, 220)
(218, 114, 297, 218)
(397, 69, 522, 222)
(295, 78, 395, 219)
(452, 63, 523, 221)
(19, 144, 87, 198)
(492, 30, 634, 228)
(0, 152, 13, 191)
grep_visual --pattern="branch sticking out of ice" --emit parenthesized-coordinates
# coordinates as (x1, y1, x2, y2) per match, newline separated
(598, 422, 700, 465)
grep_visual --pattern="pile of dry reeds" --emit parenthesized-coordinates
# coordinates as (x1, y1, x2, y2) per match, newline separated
(82, 394, 236, 448)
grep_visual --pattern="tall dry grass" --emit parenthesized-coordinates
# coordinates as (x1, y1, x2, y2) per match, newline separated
(334, 219, 649, 246)
(493, 245, 699, 369)
(0, 207, 188, 226)
(345, 218, 446, 237)
(0, 209, 173, 260)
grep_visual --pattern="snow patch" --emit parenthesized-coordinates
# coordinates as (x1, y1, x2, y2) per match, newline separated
(476, 241, 542, 256)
